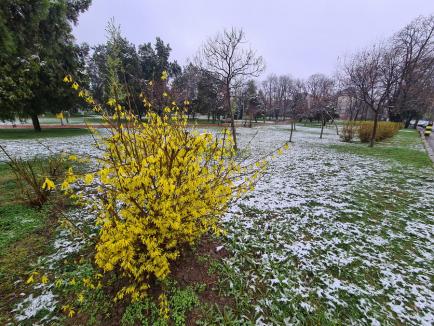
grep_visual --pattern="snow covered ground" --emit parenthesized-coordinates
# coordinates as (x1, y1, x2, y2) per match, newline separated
(223, 125, 434, 325)
(2, 125, 433, 325)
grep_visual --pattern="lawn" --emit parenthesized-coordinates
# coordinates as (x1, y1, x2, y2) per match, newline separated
(0, 163, 54, 325)
(0, 128, 90, 140)
(218, 126, 433, 324)
(330, 129, 432, 168)
(1, 125, 433, 325)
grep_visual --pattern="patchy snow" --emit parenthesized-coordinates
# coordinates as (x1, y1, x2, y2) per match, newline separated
(12, 208, 95, 324)
(0, 134, 98, 162)
(3, 124, 433, 325)
(222, 125, 434, 325)
(13, 289, 57, 322)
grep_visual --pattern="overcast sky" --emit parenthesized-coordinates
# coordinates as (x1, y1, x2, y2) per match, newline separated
(73, 0, 434, 79)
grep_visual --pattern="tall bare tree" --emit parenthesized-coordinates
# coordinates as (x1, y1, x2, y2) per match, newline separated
(306, 74, 336, 138)
(389, 15, 434, 126)
(342, 44, 399, 147)
(196, 28, 265, 149)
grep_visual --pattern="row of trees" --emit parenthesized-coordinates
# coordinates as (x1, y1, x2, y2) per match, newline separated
(172, 69, 338, 131)
(170, 15, 434, 147)
(88, 20, 181, 117)
(0, 1, 182, 130)
(1, 1, 432, 148)
(177, 15, 434, 146)
(340, 15, 434, 146)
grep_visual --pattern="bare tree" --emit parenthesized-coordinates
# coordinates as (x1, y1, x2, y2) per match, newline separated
(306, 74, 336, 139)
(277, 75, 294, 120)
(261, 74, 279, 120)
(342, 44, 399, 147)
(196, 28, 265, 149)
(389, 15, 434, 126)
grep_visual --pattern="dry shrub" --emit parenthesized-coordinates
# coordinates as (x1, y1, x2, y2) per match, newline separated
(340, 121, 359, 142)
(0, 146, 64, 207)
(357, 121, 402, 143)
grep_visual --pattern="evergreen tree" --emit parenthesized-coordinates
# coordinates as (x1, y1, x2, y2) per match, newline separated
(0, 0, 91, 131)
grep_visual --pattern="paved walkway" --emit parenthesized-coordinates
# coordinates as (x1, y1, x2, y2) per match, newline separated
(418, 127, 434, 164)
(426, 133, 434, 152)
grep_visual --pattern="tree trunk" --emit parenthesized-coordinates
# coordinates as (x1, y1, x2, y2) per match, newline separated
(413, 118, 419, 129)
(404, 116, 412, 129)
(369, 110, 379, 148)
(320, 116, 325, 139)
(226, 85, 237, 150)
(31, 114, 41, 132)
(332, 119, 339, 135)
(289, 121, 294, 142)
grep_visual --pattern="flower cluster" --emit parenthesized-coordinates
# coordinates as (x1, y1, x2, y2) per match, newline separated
(57, 72, 268, 302)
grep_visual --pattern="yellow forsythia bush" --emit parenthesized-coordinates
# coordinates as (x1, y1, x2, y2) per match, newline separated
(357, 121, 402, 143)
(60, 75, 268, 302)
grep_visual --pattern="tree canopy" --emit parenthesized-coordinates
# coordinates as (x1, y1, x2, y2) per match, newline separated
(0, 0, 92, 130)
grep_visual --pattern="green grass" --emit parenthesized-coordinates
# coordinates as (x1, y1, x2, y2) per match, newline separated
(0, 163, 49, 253)
(0, 128, 90, 140)
(0, 205, 46, 253)
(330, 129, 432, 169)
(0, 162, 56, 324)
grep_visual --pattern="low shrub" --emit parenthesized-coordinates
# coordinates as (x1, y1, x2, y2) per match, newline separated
(0, 148, 65, 207)
(357, 121, 402, 143)
(340, 121, 359, 142)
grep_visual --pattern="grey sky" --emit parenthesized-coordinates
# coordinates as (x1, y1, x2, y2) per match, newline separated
(73, 0, 434, 79)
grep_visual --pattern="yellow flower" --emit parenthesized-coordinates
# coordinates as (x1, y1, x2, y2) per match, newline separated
(85, 97, 95, 105)
(63, 75, 72, 83)
(69, 278, 76, 286)
(41, 275, 49, 284)
(42, 178, 55, 190)
(26, 275, 34, 284)
(162, 92, 168, 97)
(161, 70, 168, 81)
(68, 308, 75, 318)
(71, 82, 79, 90)
(77, 293, 85, 304)
(107, 98, 116, 107)
(55, 279, 63, 288)
(158, 293, 170, 320)
(183, 100, 190, 105)
(84, 174, 94, 185)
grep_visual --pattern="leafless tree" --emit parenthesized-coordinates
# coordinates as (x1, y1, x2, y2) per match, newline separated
(261, 74, 278, 119)
(306, 74, 337, 138)
(196, 28, 265, 149)
(342, 44, 399, 147)
(388, 15, 434, 126)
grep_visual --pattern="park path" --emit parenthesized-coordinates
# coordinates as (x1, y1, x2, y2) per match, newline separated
(418, 127, 434, 163)
(427, 134, 434, 153)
